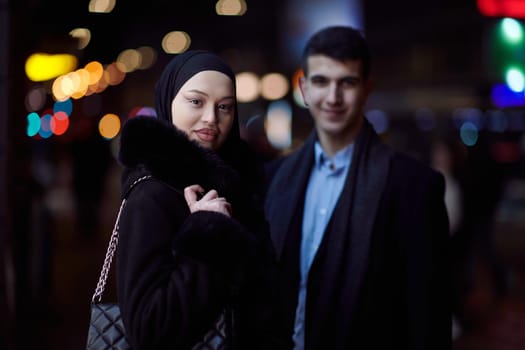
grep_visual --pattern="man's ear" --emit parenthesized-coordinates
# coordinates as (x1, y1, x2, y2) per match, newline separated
(299, 76, 308, 106)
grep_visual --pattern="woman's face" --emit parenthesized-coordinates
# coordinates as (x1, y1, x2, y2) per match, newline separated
(171, 70, 235, 150)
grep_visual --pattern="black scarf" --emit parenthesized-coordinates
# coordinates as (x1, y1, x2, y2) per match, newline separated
(266, 119, 394, 349)
(154, 50, 242, 162)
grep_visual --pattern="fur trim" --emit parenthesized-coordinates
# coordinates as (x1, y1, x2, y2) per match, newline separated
(119, 116, 239, 197)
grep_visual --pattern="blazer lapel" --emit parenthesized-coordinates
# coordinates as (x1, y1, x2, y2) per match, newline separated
(308, 121, 393, 348)
(341, 134, 391, 321)
(265, 133, 316, 260)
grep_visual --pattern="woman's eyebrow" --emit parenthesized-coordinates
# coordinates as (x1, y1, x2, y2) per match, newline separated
(186, 90, 235, 100)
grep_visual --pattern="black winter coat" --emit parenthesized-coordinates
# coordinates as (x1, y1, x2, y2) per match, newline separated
(116, 116, 288, 349)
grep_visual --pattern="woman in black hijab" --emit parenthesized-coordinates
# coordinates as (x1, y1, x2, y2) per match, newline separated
(116, 50, 288, 349)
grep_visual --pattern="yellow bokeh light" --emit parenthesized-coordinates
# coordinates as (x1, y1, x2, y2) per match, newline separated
(162, 31, 191, 54)
(88, 0, 116, 13)
(216, 0, 247, 16)
(25, 53, 78, 82)
(99, 113, 121, 139)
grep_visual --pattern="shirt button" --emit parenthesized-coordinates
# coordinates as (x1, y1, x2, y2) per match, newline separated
(320, 208, 327, 215)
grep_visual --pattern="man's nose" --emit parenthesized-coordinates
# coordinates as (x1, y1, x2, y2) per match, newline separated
(326, 83, 341, 104)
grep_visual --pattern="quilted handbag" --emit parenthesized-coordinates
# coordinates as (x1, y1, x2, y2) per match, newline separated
(87, 303, 129, 350)
(86, 175, 231, 350)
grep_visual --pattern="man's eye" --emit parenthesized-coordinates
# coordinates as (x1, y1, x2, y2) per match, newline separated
(341, 78, 359, 87)
(311, 77, 327, 86)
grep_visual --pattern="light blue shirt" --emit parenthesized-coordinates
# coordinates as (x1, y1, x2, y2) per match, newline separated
(292, 142, 353, 350)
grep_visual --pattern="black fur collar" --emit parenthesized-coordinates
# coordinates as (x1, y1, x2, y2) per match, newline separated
(118, 116, 239, 197)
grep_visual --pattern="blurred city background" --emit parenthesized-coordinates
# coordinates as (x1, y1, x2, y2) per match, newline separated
(1, 0, 525, 349)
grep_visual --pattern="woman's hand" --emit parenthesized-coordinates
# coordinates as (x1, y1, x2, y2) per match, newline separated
(184, 184, 232, 217)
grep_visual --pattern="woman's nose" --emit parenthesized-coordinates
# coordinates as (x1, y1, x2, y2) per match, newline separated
(201, 105, 218, 123)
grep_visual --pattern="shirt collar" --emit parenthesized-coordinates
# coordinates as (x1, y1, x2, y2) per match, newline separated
(314, 142, 353, 171)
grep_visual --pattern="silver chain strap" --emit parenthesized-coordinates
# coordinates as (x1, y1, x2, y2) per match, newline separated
(91, 175, 152, 303)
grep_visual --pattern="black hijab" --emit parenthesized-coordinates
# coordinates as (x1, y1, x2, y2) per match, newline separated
(154, 50, 265, 220)
(154, 50, 241, 153)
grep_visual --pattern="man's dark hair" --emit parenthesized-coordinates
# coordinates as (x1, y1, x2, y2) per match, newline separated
(301, 25, 371, 79)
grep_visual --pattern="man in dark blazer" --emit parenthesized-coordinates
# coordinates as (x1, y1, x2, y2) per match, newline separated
(264, 25, 451, 350)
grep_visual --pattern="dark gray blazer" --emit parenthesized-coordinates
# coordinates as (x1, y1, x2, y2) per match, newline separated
(264, 119, 451, 350)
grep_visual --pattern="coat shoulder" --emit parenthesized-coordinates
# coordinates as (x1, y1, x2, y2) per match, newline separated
(389, 151, 445, 194)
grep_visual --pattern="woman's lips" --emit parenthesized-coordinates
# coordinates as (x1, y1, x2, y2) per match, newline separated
(194, 128, 217, 142)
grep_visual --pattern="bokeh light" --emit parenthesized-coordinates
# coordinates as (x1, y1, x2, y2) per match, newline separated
(236, 72, 260, 102)
(137, 46, 157, 69)
(25, 53, 78, 82)
(85, 61, 104, 85)
(70, 69, 90, 99)
(216, 0, 247, 16)
(505, 67, 525, 92)
(260, 73, 289, 100)
(292, 68, 306, 107)
(25, 87, 46, 112)
(69, 28, 91, 49)
(50, 111, 70, 135)
(99, 113, 121, 139)
(460, 121, 479, 146)
(26, 112, 40, 137)
(53, 98, 73, 115)
(501, 18, 523, 44)
(491, 83, 525, 108)
(104, 63, 126, 86)
(89, 0, 116, 13)
(117, 49, 141, 73)
(265, 100, 292, 149)
(39, 113, 53, 138)
(162, 31, 191, 54)
(129, 106, 156, 118)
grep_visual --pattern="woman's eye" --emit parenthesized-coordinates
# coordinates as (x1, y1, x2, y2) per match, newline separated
(189, 99, 202, 106)
(218, 104, 233, 112)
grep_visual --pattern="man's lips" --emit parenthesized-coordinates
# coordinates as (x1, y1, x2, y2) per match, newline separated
(321, 108, 345, 118)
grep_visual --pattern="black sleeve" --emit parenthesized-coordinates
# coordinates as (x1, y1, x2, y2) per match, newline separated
(174, 210, 258, 285)
(116, 181, 228, 349)
(406, 169, 452, 350)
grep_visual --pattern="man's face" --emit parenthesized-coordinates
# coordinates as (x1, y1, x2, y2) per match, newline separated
(300, 54, 371, 143)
